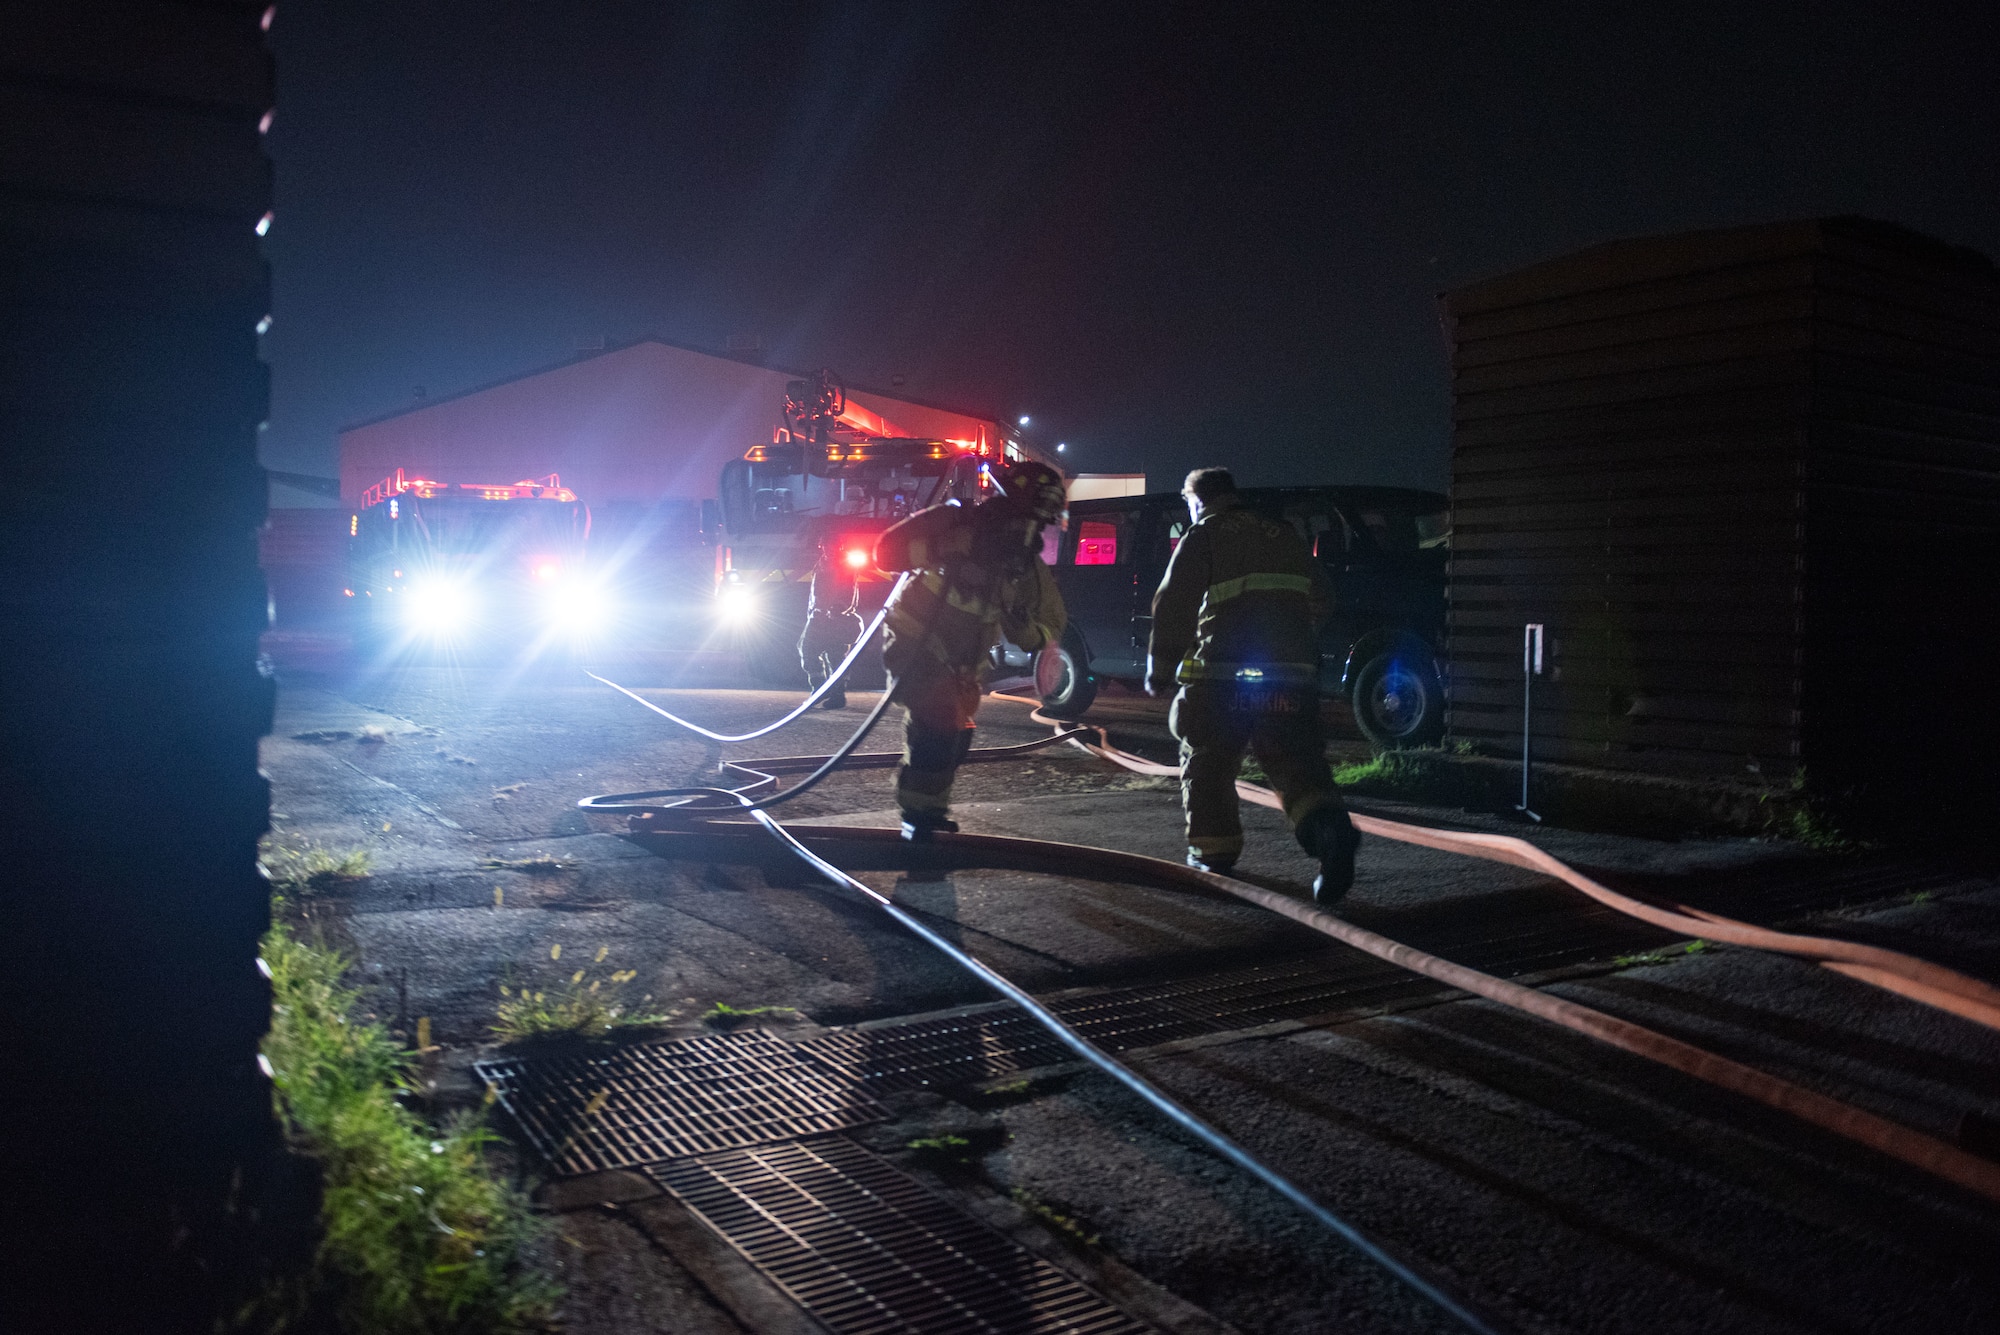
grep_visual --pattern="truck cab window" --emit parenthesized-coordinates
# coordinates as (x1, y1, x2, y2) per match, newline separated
(1074, 518, 1121, 565)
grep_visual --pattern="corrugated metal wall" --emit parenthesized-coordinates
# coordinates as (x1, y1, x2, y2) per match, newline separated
(1442, 220, 2000, 809)
(1, 2, 305, 1326)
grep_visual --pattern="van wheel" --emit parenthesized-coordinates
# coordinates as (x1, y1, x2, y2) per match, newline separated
(1351, 649, 1443, 749)
(1034, 626, 1097, 719)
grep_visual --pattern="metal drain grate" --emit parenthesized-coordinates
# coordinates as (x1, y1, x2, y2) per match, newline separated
(801, 1009, 1072, 1093)
(476, 1031, 886, 1174)
(799, 953, 1438, 1092)
(652, 1137, 1151, 1335)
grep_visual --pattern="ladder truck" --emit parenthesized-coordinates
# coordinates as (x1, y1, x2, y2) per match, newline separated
(706, 372, 1042, 683)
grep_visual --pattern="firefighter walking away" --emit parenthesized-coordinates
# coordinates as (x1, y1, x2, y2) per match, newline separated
(874, 460, 1068, 841)
(1146, 468, 1360, 902)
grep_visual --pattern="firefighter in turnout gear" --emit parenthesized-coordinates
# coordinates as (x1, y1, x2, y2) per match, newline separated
(875, 459, 1069, 841)
(798, 539, 864, 710)
(1146, 468, 1360, 902)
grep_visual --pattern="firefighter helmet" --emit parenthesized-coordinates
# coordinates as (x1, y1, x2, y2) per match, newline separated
(991, 459, 1067, 523)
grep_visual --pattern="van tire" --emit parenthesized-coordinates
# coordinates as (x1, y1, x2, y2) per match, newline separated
(1034, 626, 1097, 719)
(1350, 649, 1443, 749)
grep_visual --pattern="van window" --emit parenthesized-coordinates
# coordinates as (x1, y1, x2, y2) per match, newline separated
(1075, 519, 1121, 565)
(1350, 509, 1420, 554)
(1416, 511, 1450, 550)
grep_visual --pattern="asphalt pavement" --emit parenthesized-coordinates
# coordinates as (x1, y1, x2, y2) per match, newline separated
(262, 661, 2000, 1334)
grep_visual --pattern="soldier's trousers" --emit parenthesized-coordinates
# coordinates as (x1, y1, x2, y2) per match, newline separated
(892, 662, 983, 816)
(1169, 683, 1344, 864)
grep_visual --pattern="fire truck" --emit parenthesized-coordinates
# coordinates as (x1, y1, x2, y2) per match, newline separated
(708, 373, 1034, 682)
(347, 468, 601, 654)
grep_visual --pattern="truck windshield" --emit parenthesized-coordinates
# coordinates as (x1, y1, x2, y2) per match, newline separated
(410, 499, 583, 553)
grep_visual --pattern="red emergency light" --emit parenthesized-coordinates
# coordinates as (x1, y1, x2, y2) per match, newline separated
(842, 545, 870, 571)
(361, 468, 575, 509)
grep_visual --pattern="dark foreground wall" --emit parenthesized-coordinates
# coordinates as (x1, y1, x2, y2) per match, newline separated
(1442, 219, 2000, 826)
(0, 5, 304, 1328)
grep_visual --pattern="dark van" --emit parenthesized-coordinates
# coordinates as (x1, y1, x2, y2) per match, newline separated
(1026, 486, 1449, 748)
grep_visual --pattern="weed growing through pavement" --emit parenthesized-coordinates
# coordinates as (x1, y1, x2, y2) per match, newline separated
(261, 837, 372, 895)
(492, 944, 668, 1042)
(702, 1001, 798, 1026)
(1011, 1188, 1100, 1247)
(259, 918, 554, 1332)
(1764, 767, 1856, 851)
(905, 1134, 973, 1163)
(1612, 939, 1712, 969)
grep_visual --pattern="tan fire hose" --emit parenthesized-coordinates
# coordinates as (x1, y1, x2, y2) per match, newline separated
(990, 695, 2000, 1036)
(589, 680, 2000, 1207)
(627, 811, 2000, 1206)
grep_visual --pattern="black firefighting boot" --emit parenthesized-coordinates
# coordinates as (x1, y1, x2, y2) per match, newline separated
(1185, 850, 1237, 875)
(1302, 807, 1361, 905)
(899, 810, 960, 843)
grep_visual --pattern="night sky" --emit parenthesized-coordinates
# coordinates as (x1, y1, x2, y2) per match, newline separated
(262, 0, 2000, 496)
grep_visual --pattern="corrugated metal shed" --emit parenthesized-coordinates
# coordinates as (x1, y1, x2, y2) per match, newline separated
(1442, 219, 2000, 812)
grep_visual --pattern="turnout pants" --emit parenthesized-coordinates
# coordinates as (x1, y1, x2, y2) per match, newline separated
(1169, 683, 1344, 865)
(798, 609, 863, 689)
(892, 662, 983, 817)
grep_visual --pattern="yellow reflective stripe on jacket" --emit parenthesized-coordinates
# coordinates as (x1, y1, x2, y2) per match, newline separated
(1177, 659, 1318, 685)
(1203, 572, 1314, 606)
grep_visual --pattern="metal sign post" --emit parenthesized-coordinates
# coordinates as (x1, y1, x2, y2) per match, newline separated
(1516, 623, 1544, 823)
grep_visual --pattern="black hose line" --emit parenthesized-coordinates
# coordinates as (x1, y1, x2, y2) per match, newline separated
(588, 572, 912, 744)
(576, 677, 902, 814)
(578, 675, 1505, 1334)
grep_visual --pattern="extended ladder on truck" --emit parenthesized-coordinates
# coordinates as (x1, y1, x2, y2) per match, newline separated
(706, 372, 1040, 683)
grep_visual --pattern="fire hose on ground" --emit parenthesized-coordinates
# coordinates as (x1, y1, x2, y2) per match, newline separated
(576, 670, 2000, 1332)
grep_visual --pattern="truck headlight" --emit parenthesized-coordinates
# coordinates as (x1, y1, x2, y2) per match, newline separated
(402, 579, 475, 632)
(545, 583, 613, 634)
(717, 583, 758, 623)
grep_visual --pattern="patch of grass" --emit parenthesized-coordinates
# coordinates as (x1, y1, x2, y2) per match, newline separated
(262, 839, 372, 895)
(1907, 890, 1936, 906)
(493, 951, 668, 1043)
(1612, 939, 1712, 969)
(1768, 767, 1856, 852)
(1237, 754, 1269, 784)
(1782, 804, 1854, 851)
(1011, 1188, 1099, 1248)
(259, 920, 554, 1332)
(905, 1134, 974, 1165)
(1331, 754, 1392, 786)
(702, 1001, 798, 1026)
(479, 857, 570, 876)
